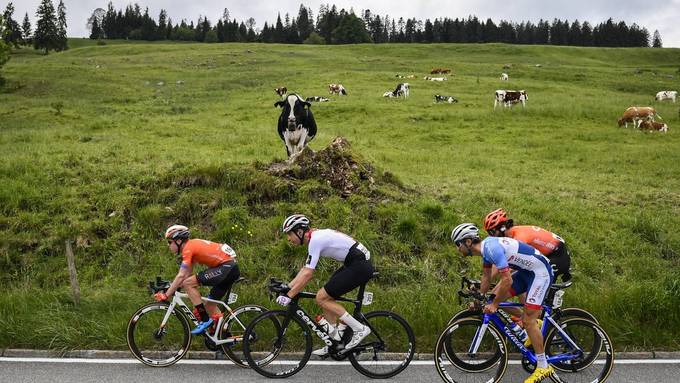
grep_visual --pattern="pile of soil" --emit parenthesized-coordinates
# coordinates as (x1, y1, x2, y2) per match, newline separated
(266, 137, 375, 197)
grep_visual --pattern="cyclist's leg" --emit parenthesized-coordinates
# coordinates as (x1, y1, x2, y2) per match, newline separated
(522, 271, 551, 360)
(196, 262, 240, 316)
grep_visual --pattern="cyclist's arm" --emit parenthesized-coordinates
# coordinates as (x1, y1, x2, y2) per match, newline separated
(480, 266, 492, 294)
(165, 265, 192, 298)
(286, 267, 314, 298)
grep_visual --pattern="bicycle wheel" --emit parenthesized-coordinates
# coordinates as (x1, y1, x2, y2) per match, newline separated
(545, 318, 614, 382)
(557, 307, 599, 323)
(434, 318, 508, 383)
(242, 309, 312, 378)
(126, 302, 191, 367)
(218, 304, 267, 368)
(347, 310, 415, 379)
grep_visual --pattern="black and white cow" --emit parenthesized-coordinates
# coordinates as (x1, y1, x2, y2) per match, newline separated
(305, 96, 330, 102)
(275, 87, 287, 98)
(434, 94, 458, 103)
(383, 83, 410, 98)
(275, 94, 317, 158)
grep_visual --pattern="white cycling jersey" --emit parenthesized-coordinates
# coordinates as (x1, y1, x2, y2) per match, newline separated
(305, 229, 370, 269)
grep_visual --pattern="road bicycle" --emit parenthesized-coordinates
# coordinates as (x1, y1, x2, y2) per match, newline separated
(127, 276, 267, 367)
(242, 274, 415, 379)
(434, 282, 614, 383)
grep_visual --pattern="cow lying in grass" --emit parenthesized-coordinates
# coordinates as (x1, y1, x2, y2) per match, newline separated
(305, 96, 330, 102)
(617, 106, 660, 128)
(424, 76, 447, 81)
(434, 94, 458, 103)
(638, 120, 668, 133)
(383, 83, 410, 98)
(655, 91, 677, 103)
(275, 94, 317, 159)
(328, 84, 347, 95)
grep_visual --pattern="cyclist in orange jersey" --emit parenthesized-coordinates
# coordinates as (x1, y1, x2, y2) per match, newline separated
(154, 225, 240, 334)
(483, 209, 571, 282)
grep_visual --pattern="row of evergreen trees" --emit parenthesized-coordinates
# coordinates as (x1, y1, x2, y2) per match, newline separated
(88, 2, 663, 47)
(1, 15, 12, 84)
(2, 0, 68, 54)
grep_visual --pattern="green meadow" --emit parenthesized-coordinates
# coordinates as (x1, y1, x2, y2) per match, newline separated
(1, 39, 679, 351)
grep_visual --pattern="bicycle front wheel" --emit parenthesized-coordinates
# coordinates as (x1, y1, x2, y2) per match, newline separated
(434, 317, 508, 383)
(218, 304, 268, 368)
(545, 318, 614, 382)
(126, 302, 191, 367)
(347, 310, 415, 379)
(242, 309, 311, 379)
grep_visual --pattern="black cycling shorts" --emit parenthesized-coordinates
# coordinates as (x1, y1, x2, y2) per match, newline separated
(196, 261, 240, 300)
(547, 243, 572, 282)
(324, 245, 374, 299)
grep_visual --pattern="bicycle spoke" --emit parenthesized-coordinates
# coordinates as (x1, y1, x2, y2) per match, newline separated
(219, 305, 267, 368)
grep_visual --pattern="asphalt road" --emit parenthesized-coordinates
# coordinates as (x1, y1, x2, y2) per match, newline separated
(1, 358, 680, 383)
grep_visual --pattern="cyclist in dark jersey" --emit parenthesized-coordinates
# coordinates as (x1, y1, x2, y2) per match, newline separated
(154, 225, 240, 334)
(484, 208, 571, 282)
(277, 214, 374, 356)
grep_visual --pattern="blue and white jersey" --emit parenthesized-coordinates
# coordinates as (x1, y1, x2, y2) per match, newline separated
(481, 237, 552, 277)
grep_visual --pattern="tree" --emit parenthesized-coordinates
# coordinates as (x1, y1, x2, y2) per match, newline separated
(22, 12, 31, 45)
(56, 0, 67, 50)
(86, 8, 105, 39)
(34, 0, 59, 54)
(303, 31, 324, 44)
(652, 30, 662, 48)
(89, 17, 102, 39)
(0, 17, 10, 86)
(2, 2, 22, 48)
(331, 13, 371, 44)
(296, 5, 312, 41)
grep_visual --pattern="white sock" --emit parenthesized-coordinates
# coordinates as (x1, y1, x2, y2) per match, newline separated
(536, 353, 548, 369)
(340, 312, 364, 332)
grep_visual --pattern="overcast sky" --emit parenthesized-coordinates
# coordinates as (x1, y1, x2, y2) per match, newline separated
(6, 0, 680, 47)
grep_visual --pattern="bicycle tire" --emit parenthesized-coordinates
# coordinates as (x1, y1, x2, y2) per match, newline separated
(434, 317, 508, 383)
(242, 309, 311, 379)
(218, 304, 268, 368)
(347, 310, 415, 379)
(545, 317, 613, 380)
(126, 302, 191, 367)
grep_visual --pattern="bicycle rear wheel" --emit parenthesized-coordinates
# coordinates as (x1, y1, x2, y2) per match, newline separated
(242, 310, 311, 378)
(545, 318, 614, 382)
(434, 317, 508, 383)
(347, 310, 415, 378)
(218, 304, 267, 368)
(126, 302, 191, 367)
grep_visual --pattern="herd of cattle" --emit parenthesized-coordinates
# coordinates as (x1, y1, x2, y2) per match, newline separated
(273, 69, 676, 159)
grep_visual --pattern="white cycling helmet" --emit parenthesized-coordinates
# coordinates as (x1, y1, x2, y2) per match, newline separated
(282, 214, 310, 233)
(165, 224, 190, 240)
(451, 223, 480, 244)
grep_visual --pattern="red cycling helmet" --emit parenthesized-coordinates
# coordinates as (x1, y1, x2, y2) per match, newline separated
(483, 209, 509, 231)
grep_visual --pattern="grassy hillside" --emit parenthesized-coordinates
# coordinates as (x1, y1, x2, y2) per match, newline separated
(1, 41, 680, 351)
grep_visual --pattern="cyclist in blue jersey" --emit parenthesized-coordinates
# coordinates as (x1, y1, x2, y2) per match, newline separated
(451, 223, 555, 383)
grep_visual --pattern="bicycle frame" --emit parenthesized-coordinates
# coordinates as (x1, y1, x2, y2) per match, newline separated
(277, 283, 385, 354)
(159, 292, 249, 346)
(469, 301, 584, 365)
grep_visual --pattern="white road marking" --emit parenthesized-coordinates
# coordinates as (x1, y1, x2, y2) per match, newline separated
(1, 357, 680, 365)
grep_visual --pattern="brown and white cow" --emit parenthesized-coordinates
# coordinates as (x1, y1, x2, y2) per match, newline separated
(655, 91, 677, 103)
(500, 73, 509, 81)
(617, 106, 659, 128)
(328, 84, 347, 95)
(638, 120, 668, 133)
(494, 90, 527, 109)
(275, 87, 287, 98)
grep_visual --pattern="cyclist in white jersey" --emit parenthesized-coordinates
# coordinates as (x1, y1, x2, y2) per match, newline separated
(451, 223, 555, 383)
(276, 214, 375, 356)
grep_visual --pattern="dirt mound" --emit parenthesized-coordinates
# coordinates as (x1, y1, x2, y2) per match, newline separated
(266, 137, 376, 197)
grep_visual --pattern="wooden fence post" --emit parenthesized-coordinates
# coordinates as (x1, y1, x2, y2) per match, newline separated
(65, 240, 81, 306)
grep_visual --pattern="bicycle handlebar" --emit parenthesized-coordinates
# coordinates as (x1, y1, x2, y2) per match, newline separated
(149, 276, 171, 294)
(268, 278, 291, 296)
